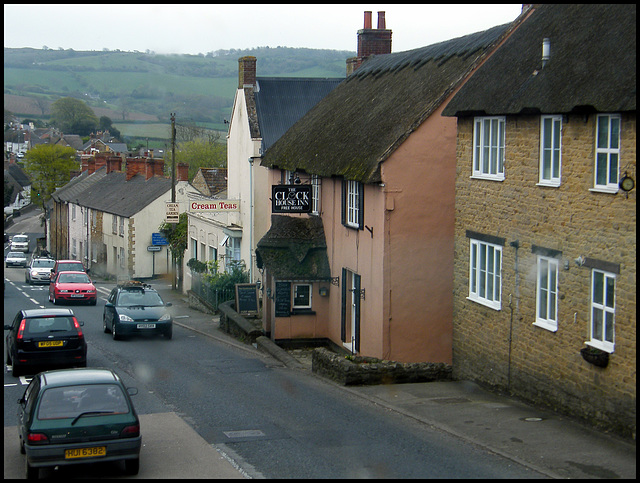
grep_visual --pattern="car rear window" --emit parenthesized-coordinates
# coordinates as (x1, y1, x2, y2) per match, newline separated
(38, 384, 130, 420)
(25, 317, 77, 336)
(13, 236, 28, 242)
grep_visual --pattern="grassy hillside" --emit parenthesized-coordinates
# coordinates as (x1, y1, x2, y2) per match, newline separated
(4, 46, 351, 142)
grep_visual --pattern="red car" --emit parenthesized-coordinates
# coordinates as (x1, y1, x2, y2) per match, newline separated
(49, 271, 97, 306)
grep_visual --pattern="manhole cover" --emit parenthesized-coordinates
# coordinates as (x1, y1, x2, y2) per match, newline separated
(223, 430, 266, 439)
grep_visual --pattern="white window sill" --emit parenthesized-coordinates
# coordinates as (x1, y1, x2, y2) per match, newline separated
(533, 320, 558, 332)
(589, 187, 619, 195)
(585, 340, 614, 354)
(467, 296, 501, 311)
(536, 181, 561, 188)
(470, 175, 505, 182)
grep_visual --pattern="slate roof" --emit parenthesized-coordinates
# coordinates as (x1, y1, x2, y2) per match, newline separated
(260, 22, 515, 184)
(254, 77, 343, 153)
(442, 4, 636, 117)
(51, 167, 172, 218)
(256, 215, 331, 281)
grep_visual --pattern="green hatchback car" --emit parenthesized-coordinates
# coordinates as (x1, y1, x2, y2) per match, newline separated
(17, 368, 141, 479)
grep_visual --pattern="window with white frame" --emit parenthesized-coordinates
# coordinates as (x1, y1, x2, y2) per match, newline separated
(71, 238, 77, 259)
(594, 114, 621, 191)
(119, 247, 125, 268)
(119, 217, 124, 237)
(473, 117, 506, 180)
(311, 174, 321, 215)
(539, 115, 562, 186)
(191, 238, 197, 260)
(589, 269, 615, 352)
(112, 214, 117, 234)
(225, 237, 241, 272)
(293, 283, 312, 309)
(345, 180, 363, 229)
(535, 256, 558, 331)
(72, 205, 77, 221)
(469, 238, 502, 309)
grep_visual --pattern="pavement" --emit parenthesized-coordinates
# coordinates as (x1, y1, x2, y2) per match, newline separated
(148, 280, 636, 479)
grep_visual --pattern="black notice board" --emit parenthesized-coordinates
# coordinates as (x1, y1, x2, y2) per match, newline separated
(235, 284, 259, 315)
(275, 281, 291, 317)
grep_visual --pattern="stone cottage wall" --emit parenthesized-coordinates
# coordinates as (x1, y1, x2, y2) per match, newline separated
(452, 114, 636, 438)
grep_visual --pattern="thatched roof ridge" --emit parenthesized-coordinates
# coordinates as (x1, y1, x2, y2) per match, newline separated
(443, 4, 636, 117)
(261, 23, 514, 184)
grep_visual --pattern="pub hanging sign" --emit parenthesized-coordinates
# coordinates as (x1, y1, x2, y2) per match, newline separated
(271, 185, 311, 213)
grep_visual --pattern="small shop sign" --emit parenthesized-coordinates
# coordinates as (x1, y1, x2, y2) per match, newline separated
(271, 185, 311, 213)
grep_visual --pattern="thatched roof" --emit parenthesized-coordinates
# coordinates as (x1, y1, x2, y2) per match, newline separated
(260, 23, 513, 184)
(256, 215, 331, 281)
(443, 4, 636, 117)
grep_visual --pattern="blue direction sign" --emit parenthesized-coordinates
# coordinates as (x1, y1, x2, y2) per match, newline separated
(152, 232, 169, 246)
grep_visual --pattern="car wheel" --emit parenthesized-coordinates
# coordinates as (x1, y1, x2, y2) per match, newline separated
(103, 317, 109, 334)
(89, 298, 97, 306)
(12, 360, 21, 377)
(112, 322, 120, 340)
(25, 458, 39, 480)
(20, 437, 25, 455)
(164, 326, 173, 340)
(124, 457, 140, 475)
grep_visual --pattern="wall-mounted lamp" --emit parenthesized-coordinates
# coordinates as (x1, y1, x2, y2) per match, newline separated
(575, 256, 585, 267)
(319, 286, 329, 297)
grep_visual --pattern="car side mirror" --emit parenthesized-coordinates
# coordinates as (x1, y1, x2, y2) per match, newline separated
(165, 302, 172, 307)
(4, 324, 12, 330)
(127, 387, 138, 396)
(105, 302, 113, 308)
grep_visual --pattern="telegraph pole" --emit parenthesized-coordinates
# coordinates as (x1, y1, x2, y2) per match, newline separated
(171, 113, 177, 290)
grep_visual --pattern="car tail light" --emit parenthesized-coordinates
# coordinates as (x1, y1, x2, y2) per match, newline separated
(72, 317, 83, 338)
(121, 424, 140, 438)
(17, 319, 27, 340)
(27, 433, 49, 444)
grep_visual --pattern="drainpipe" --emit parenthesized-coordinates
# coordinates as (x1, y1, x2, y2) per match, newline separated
(508, 240, 520, 391)
(248, 157, 255, 283)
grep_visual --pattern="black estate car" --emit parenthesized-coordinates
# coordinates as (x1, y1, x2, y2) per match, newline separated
(103, 281, 173, 340)
(5, 308, 87, 377)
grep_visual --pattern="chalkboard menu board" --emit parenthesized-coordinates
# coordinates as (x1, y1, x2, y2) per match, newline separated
(275, 282, 291, 317)
(235, 284, 259, 315)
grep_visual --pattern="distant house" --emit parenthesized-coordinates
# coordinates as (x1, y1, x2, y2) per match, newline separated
(4, 160, 32, 213)
(191, 167, 227, 197)
(442, 4, 636, 437)
(257, 11, 522, 362)
(183, 56, 342, 291)
(49, 153, 195, 280)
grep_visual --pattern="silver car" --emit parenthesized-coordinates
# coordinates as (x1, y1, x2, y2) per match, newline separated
(5, 251, 28, 267)
(26, 257, 56, 284)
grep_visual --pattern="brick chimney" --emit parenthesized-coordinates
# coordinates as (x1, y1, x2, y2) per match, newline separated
(106, 156, 122, 174)
(347, 11, 392, 75)
(238, 56, 257, 89)
(126, 158, 145, 181)
(176, 162, 189, 182)
(145, 158, 165, 179)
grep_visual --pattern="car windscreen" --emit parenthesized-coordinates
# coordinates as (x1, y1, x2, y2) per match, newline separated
(37, 384, 130, 420)
(13, 236, 28, 242)
(32, 260, 55, 268)
(25, 316, 77, 337)
(117, 290, 164, 307)
(58, 273, 90, 284)
(7, 252, 25, 258)
(58, 263, 84, 272)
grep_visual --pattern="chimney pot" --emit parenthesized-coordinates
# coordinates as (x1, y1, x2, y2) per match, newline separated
(364, 11, 372, 29)
(377, 11, 386, 29)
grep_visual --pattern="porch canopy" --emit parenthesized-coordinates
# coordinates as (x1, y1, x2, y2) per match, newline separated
(256, 215, 331, 281)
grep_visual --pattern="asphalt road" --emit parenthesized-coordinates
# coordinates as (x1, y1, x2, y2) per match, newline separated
(4, 211, 542, 479)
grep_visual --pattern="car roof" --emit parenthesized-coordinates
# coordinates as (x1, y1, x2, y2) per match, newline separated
(57, 271, 88, 275)
(40, 368, 121, 387)
(7, 252, 26, 256)
(56, 260, 84, 263)
(22, 308, 76, 317)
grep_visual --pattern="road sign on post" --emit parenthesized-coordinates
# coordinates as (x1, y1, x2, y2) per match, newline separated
(165, 202, 179, 223)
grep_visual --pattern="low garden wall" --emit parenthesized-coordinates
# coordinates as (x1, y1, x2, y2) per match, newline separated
(312, 348, 453, 386)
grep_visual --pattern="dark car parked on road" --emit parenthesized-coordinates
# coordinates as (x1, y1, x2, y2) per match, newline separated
(103, 281, 173, 340)
(17, 367, 141, 479)
(5, 308, 87, 377)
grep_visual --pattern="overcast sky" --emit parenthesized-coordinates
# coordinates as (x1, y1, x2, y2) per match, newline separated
(4, 4, 523, 55)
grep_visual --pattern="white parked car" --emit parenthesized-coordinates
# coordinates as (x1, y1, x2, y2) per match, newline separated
(25, 257, 56, 284)
(10, 234, 30, 253)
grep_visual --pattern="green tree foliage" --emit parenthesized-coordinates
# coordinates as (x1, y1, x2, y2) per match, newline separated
(23, 144, 78, 206)
(175, 138, 226, 179)
(158, 212, 188, 263)
(99, 115, 121, 140)
(3, 178, 15, 207)
(50, 97, 99, 135)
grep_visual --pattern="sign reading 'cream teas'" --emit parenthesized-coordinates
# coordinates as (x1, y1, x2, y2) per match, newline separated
(189, 200, 240, 213)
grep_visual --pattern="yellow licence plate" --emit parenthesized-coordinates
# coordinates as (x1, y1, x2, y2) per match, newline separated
(65, 446, 106, 459)
(38, 341, 64, 348)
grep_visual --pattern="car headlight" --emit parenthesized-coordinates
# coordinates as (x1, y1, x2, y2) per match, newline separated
(119, 314, 134, 322)
(31, 270, 38, 276)
(159, 313, 171, 322)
